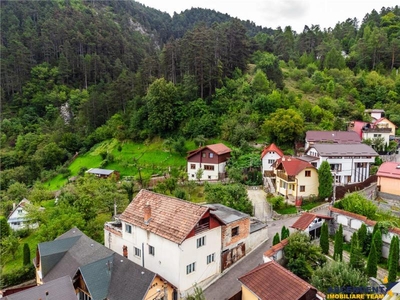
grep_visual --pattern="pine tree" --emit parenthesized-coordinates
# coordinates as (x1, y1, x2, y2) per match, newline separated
(388, 235, 395, 269)
(372, 229, 382, 263)
(23, 243, 30, 266)
(273, 233, 281, 246)
(388, 236, 399, 283)
(318, 161, 333, 200)
(358, 223, 367, 254)
(349, 232, 364, 271)
(333, 224, 343, 261)
(366, 240, 378, 278)
(281, 226, 289, 240)
(320, 222, 329, 255)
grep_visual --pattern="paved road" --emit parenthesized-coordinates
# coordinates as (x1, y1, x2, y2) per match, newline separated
(203, 206, 330, 299)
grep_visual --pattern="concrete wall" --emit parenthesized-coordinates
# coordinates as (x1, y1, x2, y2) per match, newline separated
(246, 226, 268, 253)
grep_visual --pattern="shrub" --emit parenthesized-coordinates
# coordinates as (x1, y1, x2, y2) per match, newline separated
(267, 195, 284, 210)
(23, 243, 30, 266)
(0, 265, 35, 289)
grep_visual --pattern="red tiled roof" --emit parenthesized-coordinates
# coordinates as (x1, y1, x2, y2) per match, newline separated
(263, 238, 288, 257)
(260, 143, 284, 159)
(306, 130, 362, 144)
(120, 190, 209, 244)
(187, 143, 231, 158)
(275, 156, 315, 176)
(377, 162, 400, 179)
(290, 213, 332, 231)
(238, 260, 320, 300)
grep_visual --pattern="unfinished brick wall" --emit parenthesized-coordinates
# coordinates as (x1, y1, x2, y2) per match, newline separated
(221, 218, 250, 249)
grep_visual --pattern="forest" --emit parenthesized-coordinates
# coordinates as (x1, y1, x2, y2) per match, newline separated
(0, 0, 400, 285)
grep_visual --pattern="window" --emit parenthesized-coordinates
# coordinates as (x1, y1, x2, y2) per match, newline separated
(134, 247, 141, 257)
(202, 153, 206, 158)
(209, 153, 214, 158)
(197, 236, 205, 248)
(268, 159, 275, 164)
(231, 226, 239, 237)
(186, 262, 196, 274)
(79, 290, 92, 300)
(305, 170, 311, 177)
(125, 224, 132, 234)
(207, 253, 215, 264)
(204, 165, 214, 171)
(300, 186, 305, 192)
(190, 164, 196, 169)
(149, 245, 155, 256)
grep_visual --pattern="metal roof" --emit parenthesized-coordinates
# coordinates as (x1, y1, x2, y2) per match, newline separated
(310, 143, 378, 156)
(205, 203, 249, 224)
(86, 168, 114, 175)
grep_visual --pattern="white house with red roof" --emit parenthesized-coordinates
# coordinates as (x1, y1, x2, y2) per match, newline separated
(104, 189, 222, 296)
(187, 143, 231, 181)
(291, 212, 332, 239)
(348, 117, 396, 147)
(274, 156, 319, 200)
(377, 162, 400, 198)
(260, 143, 284, 176)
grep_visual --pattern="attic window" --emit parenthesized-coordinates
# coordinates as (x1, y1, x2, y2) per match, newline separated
(209, 153, 214, 158)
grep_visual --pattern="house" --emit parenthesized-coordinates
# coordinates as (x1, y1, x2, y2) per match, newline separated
(365, 109, 385, 121)
(373, 117, 398, 137)
(104, 189, 222, 296)
(86, 168, 120, 179)
(348, 118, 396, 147)
(377, 162, 400, 199)
(7, 199, 40, 231)
(205, 204, 250, 271)
(305, 130, 361, 150)
(238, 260, 324, 300)
(187, 143, 231, 181)
(34, 227, 176, 300)
(260, 143, 284, 176)
(290, 212, 332, 239)
(305, 143, 378, 184)
(263, 238, 288, 263)
(273, 156, 319, 200)
(4, 276, 76, 300)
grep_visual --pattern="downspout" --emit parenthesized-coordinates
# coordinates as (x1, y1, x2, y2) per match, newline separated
(142, 242, 145, 268)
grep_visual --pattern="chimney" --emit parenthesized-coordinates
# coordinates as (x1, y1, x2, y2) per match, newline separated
(13, 202, 16, 211)
(144, 202, 151, 225)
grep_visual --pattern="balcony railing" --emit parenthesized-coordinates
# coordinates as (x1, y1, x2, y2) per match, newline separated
(195, 222, 209, 235)
(276, 170, 295, 182)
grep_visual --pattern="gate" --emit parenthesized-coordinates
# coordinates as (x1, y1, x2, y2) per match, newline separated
(221, 243, 246, 271)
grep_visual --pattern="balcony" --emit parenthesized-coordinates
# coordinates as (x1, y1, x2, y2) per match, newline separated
(104, 221, 122, 237)
(276, 170, 295, 182)
(195, 221, 209, 235)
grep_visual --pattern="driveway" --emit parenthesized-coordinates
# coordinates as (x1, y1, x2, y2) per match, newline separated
(247, 188, 271, 222)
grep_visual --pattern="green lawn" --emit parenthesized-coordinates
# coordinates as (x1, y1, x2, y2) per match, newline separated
(275, 201, 326, 215)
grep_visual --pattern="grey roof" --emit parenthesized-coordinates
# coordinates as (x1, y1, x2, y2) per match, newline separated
(40, 228, 114, 282)
(297, 155, 319, 162)
(306, 131, 361, 144)
(205, 203, 249, 224)
(250, 219, 267, 234)
(310, 143, 378, 157)
(80, 255, 113, 300)
(86, 168, 114, 175)
(5, 276, 76, 300)
(107, 253, 157, 300)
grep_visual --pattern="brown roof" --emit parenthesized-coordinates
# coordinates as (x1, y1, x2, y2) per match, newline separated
(306, 130, 362, 144)
(187, 143, 231, 158)
(309, 143, 378, 157)
(238, 260, 320, 300)
(120, 190, 209, 244)
(291, 213, 332, 231)
(263, 238, 288, 257)
(260, 143, 284, 159)
(275, 156, 315, 176)
(377, 162, 400, 179)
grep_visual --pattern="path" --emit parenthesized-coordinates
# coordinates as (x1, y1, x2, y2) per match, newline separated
(247, 188, 271, 222)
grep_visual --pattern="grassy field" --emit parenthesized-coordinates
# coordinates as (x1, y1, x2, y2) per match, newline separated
(275, 200, 326, 215)
(45, 138, 197, 191)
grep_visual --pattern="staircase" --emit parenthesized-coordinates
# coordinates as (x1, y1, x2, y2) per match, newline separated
(264, 177, 275, 194)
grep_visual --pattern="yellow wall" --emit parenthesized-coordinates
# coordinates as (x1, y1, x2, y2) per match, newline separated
(379, 177, 400, 196)
(241, 285, 258, 300)
(145, 276, 176, 300)
(295, 167, 319, 198)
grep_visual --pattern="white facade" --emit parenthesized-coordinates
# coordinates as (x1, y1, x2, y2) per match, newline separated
(362, 131, 391, 148)
(262, 152, 281, 173)
(105, 221, 222, 295)
(305, 148, 376, 184)
(187, 161, 226, 181)
(7, 200, 38, 231)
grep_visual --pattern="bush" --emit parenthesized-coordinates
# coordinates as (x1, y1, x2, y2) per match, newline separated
(13, 228, 31, 239)
(0, 265, 35, 288)
(267, 195, 284, 210)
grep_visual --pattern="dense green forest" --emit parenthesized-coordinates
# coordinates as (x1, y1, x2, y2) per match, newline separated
(1, 0, 400, 285)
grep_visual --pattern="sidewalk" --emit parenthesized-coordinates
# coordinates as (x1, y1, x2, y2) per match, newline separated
(328, 241, 388, 280)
